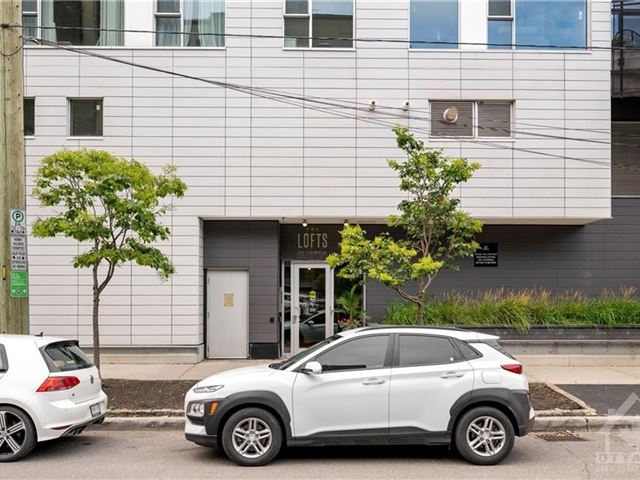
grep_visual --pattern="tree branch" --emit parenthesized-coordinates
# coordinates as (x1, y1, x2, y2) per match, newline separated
(98, 261, 117, 294)
(392, 286, 418, 304)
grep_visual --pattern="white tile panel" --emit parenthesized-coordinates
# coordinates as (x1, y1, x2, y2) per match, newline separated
(23, 0, 612, 348)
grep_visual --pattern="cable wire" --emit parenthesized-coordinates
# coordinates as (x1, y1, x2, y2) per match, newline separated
(10, 22, 631, 51)
(25, 37, 640, 174)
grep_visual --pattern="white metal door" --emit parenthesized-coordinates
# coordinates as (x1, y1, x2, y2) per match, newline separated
(207, 270, 249, 359)
(291, 263, 333, 354)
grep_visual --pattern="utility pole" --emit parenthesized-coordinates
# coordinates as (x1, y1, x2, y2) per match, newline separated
(0, 0, 28, 334)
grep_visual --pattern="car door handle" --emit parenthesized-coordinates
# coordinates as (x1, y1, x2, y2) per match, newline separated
(362, 378, 386, 386)
(440, 371, 464, 379)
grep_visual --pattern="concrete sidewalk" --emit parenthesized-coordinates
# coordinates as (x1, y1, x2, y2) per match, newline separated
(101, 356, 640, 384)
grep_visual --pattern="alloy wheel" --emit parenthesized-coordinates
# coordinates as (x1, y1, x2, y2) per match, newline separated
(231, 417, 273, 459)
(465, 415, 507, 457)
(0, 410, 27, 459)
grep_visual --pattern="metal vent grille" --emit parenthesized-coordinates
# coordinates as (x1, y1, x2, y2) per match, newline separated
(430, 101, 474, 137)
(536, 432, 588, 442)
(478, 102, 512, 137)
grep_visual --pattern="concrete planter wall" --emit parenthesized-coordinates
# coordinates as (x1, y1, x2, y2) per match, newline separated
(468, 325, 640, 341)
(365, 324, 640, 355)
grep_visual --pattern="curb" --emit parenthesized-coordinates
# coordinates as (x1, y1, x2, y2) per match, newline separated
(534, 382, 598, 417)
(533, 415, 640, 432)
(95, 415, 640, 432)
(98, 416, 184, 430)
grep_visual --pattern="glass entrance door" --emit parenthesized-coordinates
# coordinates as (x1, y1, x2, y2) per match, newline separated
(290, 263, 332, 354)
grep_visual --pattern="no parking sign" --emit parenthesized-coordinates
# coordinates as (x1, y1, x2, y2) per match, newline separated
(9, 208, 28, 298)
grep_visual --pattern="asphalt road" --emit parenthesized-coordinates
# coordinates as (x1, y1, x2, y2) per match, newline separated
(3, 429, 640, 480)
(559, 384, 640, 415)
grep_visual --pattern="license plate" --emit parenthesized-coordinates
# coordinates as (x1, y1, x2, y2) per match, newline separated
(90, 403, 101, 418)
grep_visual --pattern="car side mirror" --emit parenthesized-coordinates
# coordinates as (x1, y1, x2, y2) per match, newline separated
(300, 361, 322, 375)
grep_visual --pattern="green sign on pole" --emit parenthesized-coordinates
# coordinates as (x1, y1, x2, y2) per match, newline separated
(10, 271, 28, 298)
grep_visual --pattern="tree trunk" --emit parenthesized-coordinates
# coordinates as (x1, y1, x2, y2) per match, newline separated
(92, 264, 101, 372)
(416, 302, 424, 325)
(416, 278, 425, 325)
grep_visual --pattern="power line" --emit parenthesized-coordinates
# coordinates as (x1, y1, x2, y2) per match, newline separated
(26, 37, 628, 170)
(11, 22, 632, 51)
(26, 37, 640, 174)
(26, 35, 638, 148)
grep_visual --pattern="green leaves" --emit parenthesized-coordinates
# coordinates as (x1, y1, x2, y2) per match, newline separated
(32, 149, 187, 281)
(327, 126, 484, 323)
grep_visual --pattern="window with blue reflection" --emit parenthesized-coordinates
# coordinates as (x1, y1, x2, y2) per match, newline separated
(515, 0, 587, 49)
(489, 20, 513, 48)
(410, 0, 458, 49)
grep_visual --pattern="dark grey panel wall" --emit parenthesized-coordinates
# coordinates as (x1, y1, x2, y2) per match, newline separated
(367, 198, 640, 322)
(612, 122, 640, 196)
(203, 221, 279, 343)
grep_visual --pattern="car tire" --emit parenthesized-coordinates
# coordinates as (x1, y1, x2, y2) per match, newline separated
(0, 406, 37, 462)
(221, 407, 282, 467)
(454, 406, 515, 465)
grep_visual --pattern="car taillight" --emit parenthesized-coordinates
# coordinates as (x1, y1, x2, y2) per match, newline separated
(501, 364, 523, 375)
(37, 376, 80, 392)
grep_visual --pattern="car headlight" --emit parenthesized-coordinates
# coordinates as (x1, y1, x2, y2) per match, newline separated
(192, 384, 224, 394)
(187, 402, 205, 418)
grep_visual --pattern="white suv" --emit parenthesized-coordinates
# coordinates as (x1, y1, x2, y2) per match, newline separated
(185, 326, 534, 466)
(0, 335, 108, 461)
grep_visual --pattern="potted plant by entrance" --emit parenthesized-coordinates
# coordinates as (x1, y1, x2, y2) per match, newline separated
(334, 285, 367, 332)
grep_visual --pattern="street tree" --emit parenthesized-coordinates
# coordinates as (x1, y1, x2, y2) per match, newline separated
(327, 125, 483, 324)
(32, 149, 187, 369)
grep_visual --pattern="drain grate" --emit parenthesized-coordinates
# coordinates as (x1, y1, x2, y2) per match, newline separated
(536, 431, 588, 442)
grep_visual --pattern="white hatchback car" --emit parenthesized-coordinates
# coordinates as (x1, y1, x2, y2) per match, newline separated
(185, 326, 535, 466)
(0, 335, 108, 462)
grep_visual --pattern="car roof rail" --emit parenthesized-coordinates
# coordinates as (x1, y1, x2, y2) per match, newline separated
(357, 325, 466, 332)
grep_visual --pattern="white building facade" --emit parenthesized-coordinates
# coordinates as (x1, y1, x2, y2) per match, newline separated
(22, 0, 613, 360)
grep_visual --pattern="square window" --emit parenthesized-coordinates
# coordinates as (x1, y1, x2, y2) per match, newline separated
(284, 17, 310, 48)
(489, 0, 511, 17)
(312, 0, 353, 48)
(286, 0, 308, 14)
(21, 14, 37, 41)
(69, 99, 103, 137)
(43, 1, 124, 46)
(24, 98, 35, 136)
(157, 0, 180, 13)
(410, 0, 458, 49)
(156, 16, 182, 46)
(22, 0, 37, 12)
(478, 102, 512, 137)
(155, 0, 225, 47)
(515, 0, 587, 49)
(430, 101, 474, 137)
(284, 0, 352, 49)
(488, 19, 513, 48)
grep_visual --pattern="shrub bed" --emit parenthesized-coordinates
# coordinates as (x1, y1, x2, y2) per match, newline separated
(383, 289, 640, 331)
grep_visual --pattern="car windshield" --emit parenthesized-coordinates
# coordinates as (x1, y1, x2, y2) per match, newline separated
(269, 335, 341, 370)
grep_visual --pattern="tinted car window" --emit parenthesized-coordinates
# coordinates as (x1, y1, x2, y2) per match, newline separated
(456, 340, 482, 360)
(398, 335, 462, 367)
(316, 335, 389, 372)
(0, 344, 7, 372)
(43, 342, 93, 372)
